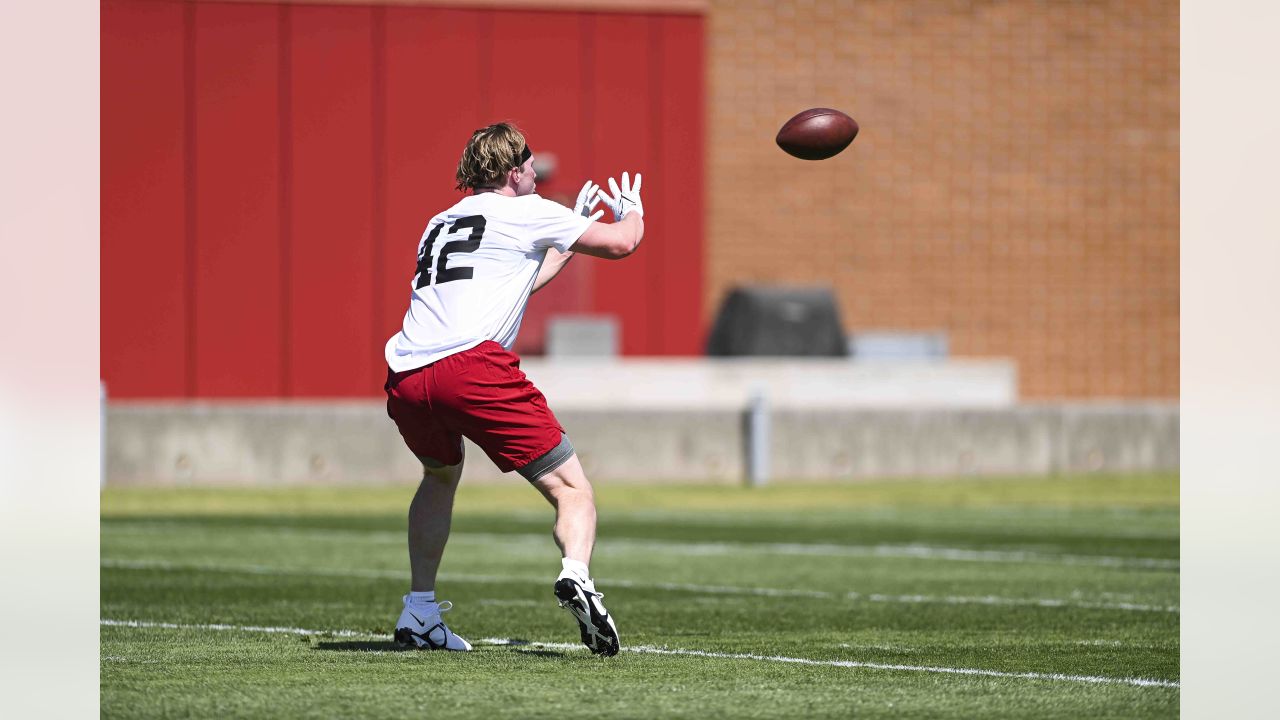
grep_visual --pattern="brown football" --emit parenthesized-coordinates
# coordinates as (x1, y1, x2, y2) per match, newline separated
(775, 108, 859, 160)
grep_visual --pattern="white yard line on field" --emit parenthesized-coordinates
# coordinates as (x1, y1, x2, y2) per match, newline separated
(479, 639, 1180, 689)
(615, 508, 1178, 541)
(100, 618, 375, 638)
(476, 599, 542, 607)
(634, 532, 1161, 569)
(98, 558, 835, 598)
(100, 558, 1177, 613)
(98, 618, 1178, 689)
(476, 638, 1180, 689)
(103, 524, 1178, 570)
(460, 533, 1180, 570)
(102, 524, 404, 544)
(846, 591, 1179, 614)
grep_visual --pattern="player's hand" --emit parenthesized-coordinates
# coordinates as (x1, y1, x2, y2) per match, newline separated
(597, 172, 644, 221)
(574, 180, 604, 222)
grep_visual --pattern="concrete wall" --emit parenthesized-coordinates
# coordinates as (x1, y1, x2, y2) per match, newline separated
(106, 401, 1177, 487)
(521, 357, 1017, 410)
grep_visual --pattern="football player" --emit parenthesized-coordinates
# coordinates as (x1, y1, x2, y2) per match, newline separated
(385, 122, 643, 657)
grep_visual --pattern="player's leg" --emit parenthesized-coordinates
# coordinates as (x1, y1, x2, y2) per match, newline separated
(408, 455, 463, 592)
(527, 451, 619, 657)
(438, 342, 620, 656)
(394, 453, 472, 651)
(528, 451, 596, 565)
(385, 366, 471, 651)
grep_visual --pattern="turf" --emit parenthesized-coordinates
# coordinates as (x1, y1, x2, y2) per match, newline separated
(101, 474, 1178, 719)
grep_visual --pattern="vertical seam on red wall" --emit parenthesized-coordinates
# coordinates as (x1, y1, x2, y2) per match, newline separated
(693, 14, 706, 353)
(278, 4, 293, 396)
(478, 12, 493, 119)
(649, 16, 666, 354)
(371, 6, 387, 383)
(578, 12, 595, 310)
(580, 13, 595, 175)
(183, 0, 198, 397)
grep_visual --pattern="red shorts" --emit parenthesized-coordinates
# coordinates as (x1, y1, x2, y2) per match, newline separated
(385, 341, 565, 473)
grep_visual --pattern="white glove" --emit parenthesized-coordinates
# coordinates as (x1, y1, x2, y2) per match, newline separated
(573, 180, 604, 222)
(597, 171, 643, 221)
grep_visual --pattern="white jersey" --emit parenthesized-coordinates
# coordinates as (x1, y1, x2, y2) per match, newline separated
(385, 192, 591, 371)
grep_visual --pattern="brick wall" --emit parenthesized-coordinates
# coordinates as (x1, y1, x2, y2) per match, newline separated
(705, 0, 1178, 398)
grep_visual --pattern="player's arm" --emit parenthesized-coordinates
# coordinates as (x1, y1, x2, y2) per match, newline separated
(527, 180, 591, 293)
(572, 172, 645, 261)
(533, 179, 605, 293)
(531, 247, 574, 294)
(572, 213, 644, 260)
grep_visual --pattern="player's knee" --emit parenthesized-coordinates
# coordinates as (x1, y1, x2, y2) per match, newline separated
(537, 476, 595, 512)
(519, 434, 577, 484)
(420, 459, 461, 486)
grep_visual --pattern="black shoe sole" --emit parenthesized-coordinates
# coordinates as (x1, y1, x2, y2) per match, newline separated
(554, 578, 620, 657)
(394, 625, 460, 651)
(393, 628, 416, 648)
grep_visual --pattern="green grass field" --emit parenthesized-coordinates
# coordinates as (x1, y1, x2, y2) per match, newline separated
(102, 474, 1178, 719)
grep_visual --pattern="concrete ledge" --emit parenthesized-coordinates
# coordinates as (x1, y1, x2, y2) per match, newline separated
(770, 404, 1179, 479)
(107, 402, 418, 487)
(106, 401, 1178, 486)
(520, 358, 1017, 409)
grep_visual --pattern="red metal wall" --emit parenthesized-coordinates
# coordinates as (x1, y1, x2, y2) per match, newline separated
(101, 0, 705, 398)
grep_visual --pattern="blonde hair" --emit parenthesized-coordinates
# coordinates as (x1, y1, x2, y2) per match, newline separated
(455, 122, 528, 192)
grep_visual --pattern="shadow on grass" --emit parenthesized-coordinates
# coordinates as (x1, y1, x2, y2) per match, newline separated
(314, 641, 404, 652)
(511, 647, 569, 658)
(490, 638, 572, 658)
(312, 638, 569, 658)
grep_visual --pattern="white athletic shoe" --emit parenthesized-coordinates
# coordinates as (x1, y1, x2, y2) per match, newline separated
(553, 571, 620, 657)
(393, 596, 473, 651)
